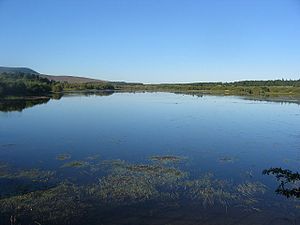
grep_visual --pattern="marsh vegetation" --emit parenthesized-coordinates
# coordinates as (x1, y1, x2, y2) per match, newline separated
(0, 155, 298, 225)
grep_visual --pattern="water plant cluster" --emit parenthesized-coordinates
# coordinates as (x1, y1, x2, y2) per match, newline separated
(0, 164, 54, 182)
(0, 155, 293, 225)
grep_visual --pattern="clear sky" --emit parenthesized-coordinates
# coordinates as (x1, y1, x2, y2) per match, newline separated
(0, 0, 299, 83)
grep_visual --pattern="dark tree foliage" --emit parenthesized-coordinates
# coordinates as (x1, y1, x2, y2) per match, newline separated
(263, 167, 300, 198)
(232, 79, 300, 87)
(61, 82, 115, 91)
(0, 72, 52, 96)
(0, 72, 115, 97)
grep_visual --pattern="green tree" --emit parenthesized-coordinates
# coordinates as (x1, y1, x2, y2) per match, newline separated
(52, 84, 63, 92)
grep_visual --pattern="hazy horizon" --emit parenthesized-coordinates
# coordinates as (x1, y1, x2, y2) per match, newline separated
(1, 0, 300, 83)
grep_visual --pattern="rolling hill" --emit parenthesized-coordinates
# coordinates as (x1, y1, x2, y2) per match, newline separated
(0, 66, 39, 75)
(0, 66, 104, 84)
(39, 74, 104, 84)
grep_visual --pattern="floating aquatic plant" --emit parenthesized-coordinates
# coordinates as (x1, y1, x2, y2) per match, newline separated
(85, 154, 100, 161)
(236, 181, 267, 207)
(0, 183, 88, 225)
(237, 181, 266, 197)
(101, 159, 126, 168)
(56, 154, 71, 161)
(100, 159, 127, 174)
(125, 164, 186, 183)
(0, 155, 274, 224)
(94, 174, 158, 203)
(61, 161, 88, 168)
(150, 155, 184, 164)
(87, 159, 187, 204)
(184, 173, 236, 208)
(0, 162, 8, 170)
(0, 167, 54, 182)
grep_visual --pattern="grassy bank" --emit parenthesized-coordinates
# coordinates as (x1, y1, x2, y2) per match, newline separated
(116, 82, 300, 99)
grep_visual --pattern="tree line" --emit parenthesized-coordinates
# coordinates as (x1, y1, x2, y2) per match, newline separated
(1, 72, 300, 97)
(0, 72, 115, 97)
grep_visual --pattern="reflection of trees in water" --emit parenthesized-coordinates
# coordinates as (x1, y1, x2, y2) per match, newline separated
(0, 98, 50, 112)
(173, 92, 203, 97)
(60, 90, 115, 98)
(0, 91, 115, 112)
(263, 167, 300, 198)
(91, 90, 114, 97)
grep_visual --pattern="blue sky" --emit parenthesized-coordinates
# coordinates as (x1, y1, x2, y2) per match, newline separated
(0, 0, 299, 83)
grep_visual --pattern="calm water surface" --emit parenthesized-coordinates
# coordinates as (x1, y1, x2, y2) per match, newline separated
(0, 92, 299, 225)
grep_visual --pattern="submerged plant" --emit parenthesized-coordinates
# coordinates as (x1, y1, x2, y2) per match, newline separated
(236, 181, 267, 207)
(0, 167, 54, 182)
(184, 173, 236, 208)
(0, 183, 89, 225)
(149, 155, 184, 164)
(85, 154, 100, 161)
(61, 161, 88, 168)
(94, 174, 158, 203)
(88, 159, 186, 204)
(0, 155, 275, 224)
(237, 181, 266, 197)
(56, 154, 71, 161)
(0, 162, 8, 170)
(125, 164, 186, 185)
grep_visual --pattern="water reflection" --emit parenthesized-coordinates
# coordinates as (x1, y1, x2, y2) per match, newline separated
(0, 91, 115, 112)
(1, 91, 299, 113)
(263, 167, 300, 198)
(0, 98, 51, 112)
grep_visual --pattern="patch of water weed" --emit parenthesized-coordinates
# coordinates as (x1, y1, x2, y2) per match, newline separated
(99, 159, 127, 173)
(93, 174, 159, 203)
(61, 161, 88, 168)
(85, 154, 100, 161)
(89, 159, 187, 204)
(0, 167, 54, 182)
(0, 183, 89, 225)
(125, 164, 186, 184)
(184, 173, 236, 208)
(0, 156, 273, 223)
(236, 181, 267, 209)
(100, 157, 186, 184)
(56, 154, 71, 161)
(149, 155, 184, 164)
(0, 162, 8, 170)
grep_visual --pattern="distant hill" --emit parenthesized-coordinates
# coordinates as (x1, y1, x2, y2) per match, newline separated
(40, 74, 104, 84)
(0, 66, 39, 75)
(0, 66, 105, 84)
